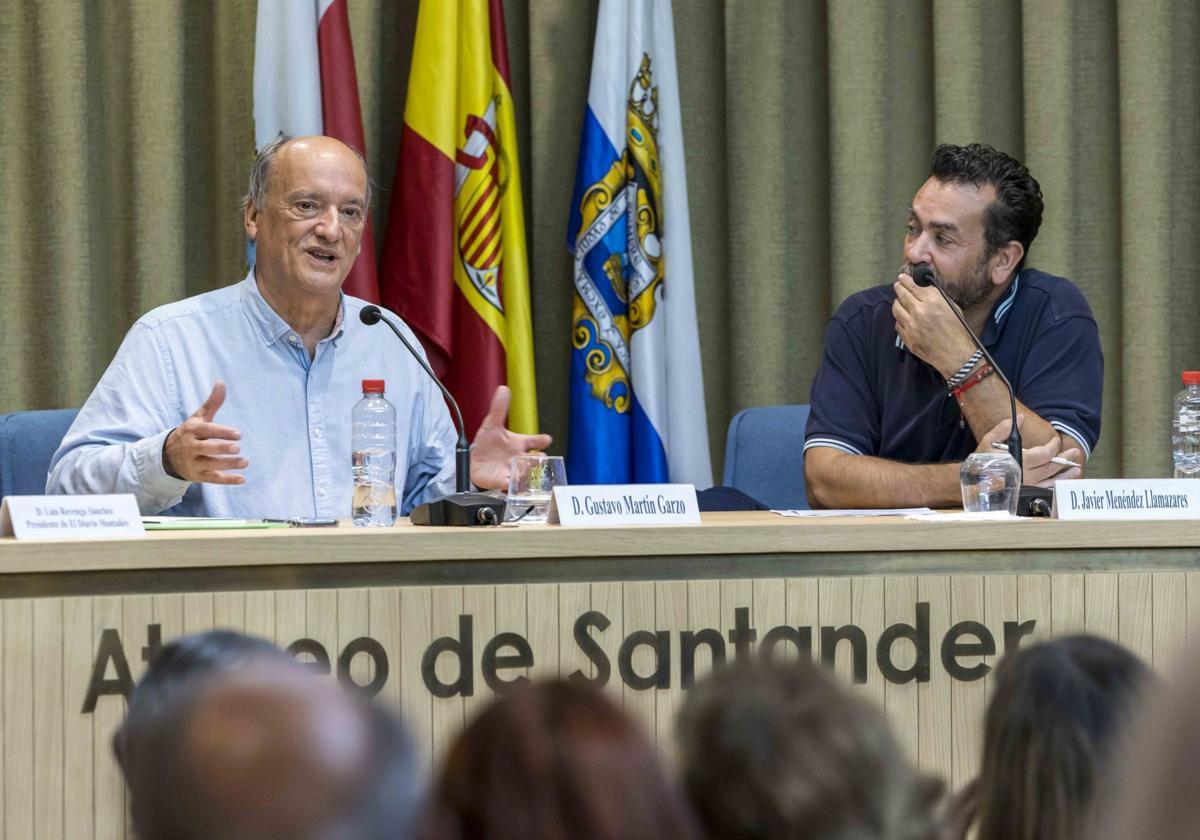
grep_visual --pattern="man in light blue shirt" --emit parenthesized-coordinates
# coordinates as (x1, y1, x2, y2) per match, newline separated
(48, 135, 550, 517)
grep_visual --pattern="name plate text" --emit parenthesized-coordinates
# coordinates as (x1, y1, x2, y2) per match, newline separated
(0, 494, 145, 540)
(1054, 479, 1200, 520)
(549, 484, 700, 527)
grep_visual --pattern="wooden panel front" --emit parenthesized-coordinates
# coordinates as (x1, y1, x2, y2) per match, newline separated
(0, 570, 1193, 839)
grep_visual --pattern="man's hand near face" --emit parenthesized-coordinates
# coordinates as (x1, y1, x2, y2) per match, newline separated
(163, 381, 249, 485)
(470, 386, 554, 490)
(892, 269, 1080, 474)
(891, 272, 977, 378)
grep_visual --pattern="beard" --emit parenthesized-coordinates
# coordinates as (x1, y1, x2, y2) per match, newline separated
(901, 254, 993, 309)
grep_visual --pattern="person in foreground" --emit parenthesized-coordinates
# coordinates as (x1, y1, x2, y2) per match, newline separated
(805, 143, 1102, 509)
(422, 679, 698, 840)
(1092, 644, 1200, 839)
(48, 134, 550, 518)
(677, 660, 940, 840)
(127, 659, 420, 840)
(113, 629, 290, 826)
(942, 634, 1151, 840)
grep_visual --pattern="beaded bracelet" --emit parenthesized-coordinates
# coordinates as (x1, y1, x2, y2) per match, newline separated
(946, 349, 984, 390)
(951, 362, 996, 403)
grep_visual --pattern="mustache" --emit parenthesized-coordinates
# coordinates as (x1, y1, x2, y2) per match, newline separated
(898, 262, 940, 284)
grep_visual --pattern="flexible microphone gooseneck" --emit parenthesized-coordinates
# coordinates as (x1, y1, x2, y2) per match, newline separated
(911, 265, 1024, 476)
(911, 267, 1054, 516)
(359, 305, 504, 526)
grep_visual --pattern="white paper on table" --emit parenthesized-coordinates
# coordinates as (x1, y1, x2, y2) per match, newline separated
(774, 507, 936, 518)
(904, 511, 1030, 522)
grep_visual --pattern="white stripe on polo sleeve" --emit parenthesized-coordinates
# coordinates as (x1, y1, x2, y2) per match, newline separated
(1049, 420, 1093, 461)
(803, 437, 867, 457)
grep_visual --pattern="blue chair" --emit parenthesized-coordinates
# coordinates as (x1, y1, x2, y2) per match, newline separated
(722, 404, 811, 510)
(0, 409, 80, 500)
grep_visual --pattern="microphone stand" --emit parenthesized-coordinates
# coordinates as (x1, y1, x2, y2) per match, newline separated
(359, 306, 505, 526)
(911, 266, 1051, 516)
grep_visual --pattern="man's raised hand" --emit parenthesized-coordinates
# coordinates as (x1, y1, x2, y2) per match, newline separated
(470, 386, 554, 490)
(892, 272, 977, 378)
(162, 381, 248, 484)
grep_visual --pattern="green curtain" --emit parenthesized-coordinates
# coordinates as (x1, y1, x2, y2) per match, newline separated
(2, 0, 1196, 480)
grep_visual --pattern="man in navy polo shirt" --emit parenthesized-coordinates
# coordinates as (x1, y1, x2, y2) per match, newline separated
(804, 144, 1101, 508)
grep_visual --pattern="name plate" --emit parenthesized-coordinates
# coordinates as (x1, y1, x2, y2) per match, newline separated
(548, 484, 700, 527)
(0, 495, 145, 540)
(1054, 479, 1200, 520)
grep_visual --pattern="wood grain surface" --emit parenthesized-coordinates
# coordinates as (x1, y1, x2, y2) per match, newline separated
(2, 515, 1199, 838)
(3, 512, 1200, 577)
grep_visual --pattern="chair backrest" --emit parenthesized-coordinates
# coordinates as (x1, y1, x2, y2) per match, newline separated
(722, 404, 811, 510)
(0, 409, 80, 501)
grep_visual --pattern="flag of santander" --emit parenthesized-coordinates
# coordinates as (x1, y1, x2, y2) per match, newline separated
(380, 0, 538, 437)
(252, 0, 379, 303)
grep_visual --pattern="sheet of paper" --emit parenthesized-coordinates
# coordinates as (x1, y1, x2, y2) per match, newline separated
(903, 511, 1029, 522)
(773, 507, 936, 518)
(141, 517, 287, 531)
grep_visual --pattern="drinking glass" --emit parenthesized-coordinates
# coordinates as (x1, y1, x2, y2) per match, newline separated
(506, 455, 567, 524)
(960, 452, 1020, 515)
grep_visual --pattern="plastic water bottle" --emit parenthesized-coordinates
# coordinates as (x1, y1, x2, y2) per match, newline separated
(352, 379, 397, 527)
(1172, 372, 1200, 478)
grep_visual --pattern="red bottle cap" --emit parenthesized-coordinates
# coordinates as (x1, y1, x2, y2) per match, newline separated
(1183, 372, 1200, 386)
(362, 379, 386, 393)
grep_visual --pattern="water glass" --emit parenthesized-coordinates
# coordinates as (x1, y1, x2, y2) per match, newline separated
(960, 452, 1020, 515)
(507, 455, 567, 524)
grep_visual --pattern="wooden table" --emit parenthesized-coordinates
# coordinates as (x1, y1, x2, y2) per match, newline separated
(3, 512, 1199, 838)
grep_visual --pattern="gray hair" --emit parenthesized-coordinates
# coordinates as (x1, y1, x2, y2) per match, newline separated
(241, 133, 372, 213)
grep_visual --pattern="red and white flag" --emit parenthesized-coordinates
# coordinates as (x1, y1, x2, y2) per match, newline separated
(252, 0, 379, 303)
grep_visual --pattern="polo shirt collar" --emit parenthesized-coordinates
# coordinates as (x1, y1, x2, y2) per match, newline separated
(239, 270, 347, 348)
(979, 271, 1021, 347)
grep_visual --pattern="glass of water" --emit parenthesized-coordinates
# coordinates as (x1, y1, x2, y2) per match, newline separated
(506, 455, 567, 524)
(960, 452, 1021, 515)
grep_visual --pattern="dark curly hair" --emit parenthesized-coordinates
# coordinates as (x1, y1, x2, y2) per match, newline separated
(930, 143, 1044, 270)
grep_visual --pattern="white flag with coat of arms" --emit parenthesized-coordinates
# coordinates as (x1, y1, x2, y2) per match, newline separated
(566, 0, 712, 488)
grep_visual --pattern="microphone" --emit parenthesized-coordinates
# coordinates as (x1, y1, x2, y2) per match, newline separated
(359, 305, 504, 526)
(910, 266, 1050, 516)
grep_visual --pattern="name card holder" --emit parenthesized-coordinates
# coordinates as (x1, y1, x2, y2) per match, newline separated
(0, 494, 145, 540)
(1053, 479, 1200, 520)
(548, 484, 701, 527)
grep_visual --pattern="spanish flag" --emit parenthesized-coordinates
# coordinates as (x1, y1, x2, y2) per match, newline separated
(380, 0, 538, 437)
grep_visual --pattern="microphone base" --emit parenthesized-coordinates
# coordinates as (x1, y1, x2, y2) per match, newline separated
(1017, 485, 1054, 517)
(410, 493, 507, 527)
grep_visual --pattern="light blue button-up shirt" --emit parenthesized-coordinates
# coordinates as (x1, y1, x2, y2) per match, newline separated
(47, 272, 457, 517)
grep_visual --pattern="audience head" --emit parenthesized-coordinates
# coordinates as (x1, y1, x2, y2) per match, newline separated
(127, 652, 420, 840)
(1092, 649, 1200, 840)
(970, 634, 1152, 840)
(114, 630, 289, 783)
(677, 659, 940, 840)
(424, 679, 697, 840)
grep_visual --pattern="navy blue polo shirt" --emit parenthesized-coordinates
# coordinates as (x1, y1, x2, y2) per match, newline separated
(804, 268, 1103, 464)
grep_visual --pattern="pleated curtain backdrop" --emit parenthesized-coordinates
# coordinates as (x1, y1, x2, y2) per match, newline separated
(1, 0, 1197, 480)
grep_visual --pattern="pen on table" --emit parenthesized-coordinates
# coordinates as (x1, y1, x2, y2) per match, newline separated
(990, 440, 1082, 469)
